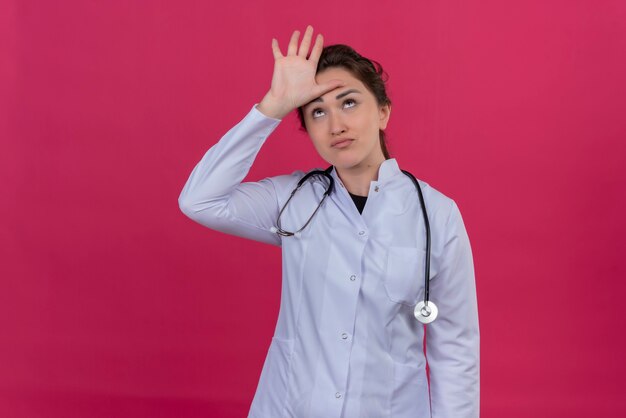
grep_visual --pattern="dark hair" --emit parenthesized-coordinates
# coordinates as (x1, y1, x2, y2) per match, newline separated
(296, 44, 392, 159)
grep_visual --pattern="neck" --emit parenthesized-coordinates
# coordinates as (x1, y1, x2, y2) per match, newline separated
(336, 156, 386, 197)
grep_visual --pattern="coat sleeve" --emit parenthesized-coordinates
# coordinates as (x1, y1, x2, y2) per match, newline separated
(178, 104, 294, 247)
(426, 200, 480, 418)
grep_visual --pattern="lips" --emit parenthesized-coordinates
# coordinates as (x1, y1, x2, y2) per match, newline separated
(331, 138, 354, 148)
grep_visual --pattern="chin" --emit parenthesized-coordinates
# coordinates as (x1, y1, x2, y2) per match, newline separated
(327, 154, 365, 170)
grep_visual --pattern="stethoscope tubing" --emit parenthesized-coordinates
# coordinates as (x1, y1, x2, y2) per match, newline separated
(401, 169, 432, 306)
(273, 165, 436, 323)
(275, 166, 334, 237)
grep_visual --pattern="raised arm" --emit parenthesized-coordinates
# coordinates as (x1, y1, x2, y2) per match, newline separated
(178, 26, 345, 245)
(178, 106, 285, 245)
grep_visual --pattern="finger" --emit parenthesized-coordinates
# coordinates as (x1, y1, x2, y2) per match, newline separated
(312, 79, 347, 98)
(298, 25, 314, 57)
(309, 34, 324, 64)
(287, 30, 300, 56)
(271, 38, 283, 59)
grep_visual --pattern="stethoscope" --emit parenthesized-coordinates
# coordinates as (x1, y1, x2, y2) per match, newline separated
(269, 166, 438, 324)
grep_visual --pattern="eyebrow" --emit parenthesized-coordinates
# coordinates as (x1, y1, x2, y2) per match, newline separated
(305, 89, 362, 106)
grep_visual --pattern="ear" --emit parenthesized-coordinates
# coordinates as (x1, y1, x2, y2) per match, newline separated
(378, 103, 391, 130)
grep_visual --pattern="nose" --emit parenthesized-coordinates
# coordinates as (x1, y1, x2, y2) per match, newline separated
(328, 111, 347, 136)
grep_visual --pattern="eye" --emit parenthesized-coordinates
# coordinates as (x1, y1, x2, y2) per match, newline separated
(311, 108, 325, 119)
(343, 98, 357, 109)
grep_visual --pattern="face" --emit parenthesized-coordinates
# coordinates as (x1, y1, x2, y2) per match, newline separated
(302, 67, 391, 171)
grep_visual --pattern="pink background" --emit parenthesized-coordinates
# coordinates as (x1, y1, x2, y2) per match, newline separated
(2, 0, 626, 417)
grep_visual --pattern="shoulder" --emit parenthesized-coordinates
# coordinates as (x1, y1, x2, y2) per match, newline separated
(415, 179, 471, 252)
(408, 176, 471, 242)
(410, 177, 457, 223)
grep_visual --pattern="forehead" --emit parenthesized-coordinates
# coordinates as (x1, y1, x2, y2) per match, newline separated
(315, 67, 368, 97)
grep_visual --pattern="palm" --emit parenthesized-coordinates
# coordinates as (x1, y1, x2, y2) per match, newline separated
(271, 57, 317, 105)
(260, 26, 345, 119)
(271, 53, 322, 108)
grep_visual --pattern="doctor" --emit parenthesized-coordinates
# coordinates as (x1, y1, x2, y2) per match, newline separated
(179, 25, 479, 418)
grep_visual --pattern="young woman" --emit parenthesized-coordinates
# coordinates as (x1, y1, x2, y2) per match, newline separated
(179, 26, 479, 418)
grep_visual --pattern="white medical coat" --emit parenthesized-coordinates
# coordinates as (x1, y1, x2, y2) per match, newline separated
(178, 105, 480, 418)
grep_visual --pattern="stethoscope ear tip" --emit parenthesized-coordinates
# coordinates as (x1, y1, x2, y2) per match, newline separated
(270, 226, 278, 233)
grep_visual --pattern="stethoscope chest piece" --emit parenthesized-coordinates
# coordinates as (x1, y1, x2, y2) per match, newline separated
(414, 300, 438, 324)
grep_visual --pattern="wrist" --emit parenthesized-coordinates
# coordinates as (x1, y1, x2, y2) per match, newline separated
(257, 93, 292, 120)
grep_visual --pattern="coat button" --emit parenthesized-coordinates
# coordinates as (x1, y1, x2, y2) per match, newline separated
(349, 275, 356, 281)
(335, 392, 342, 399)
